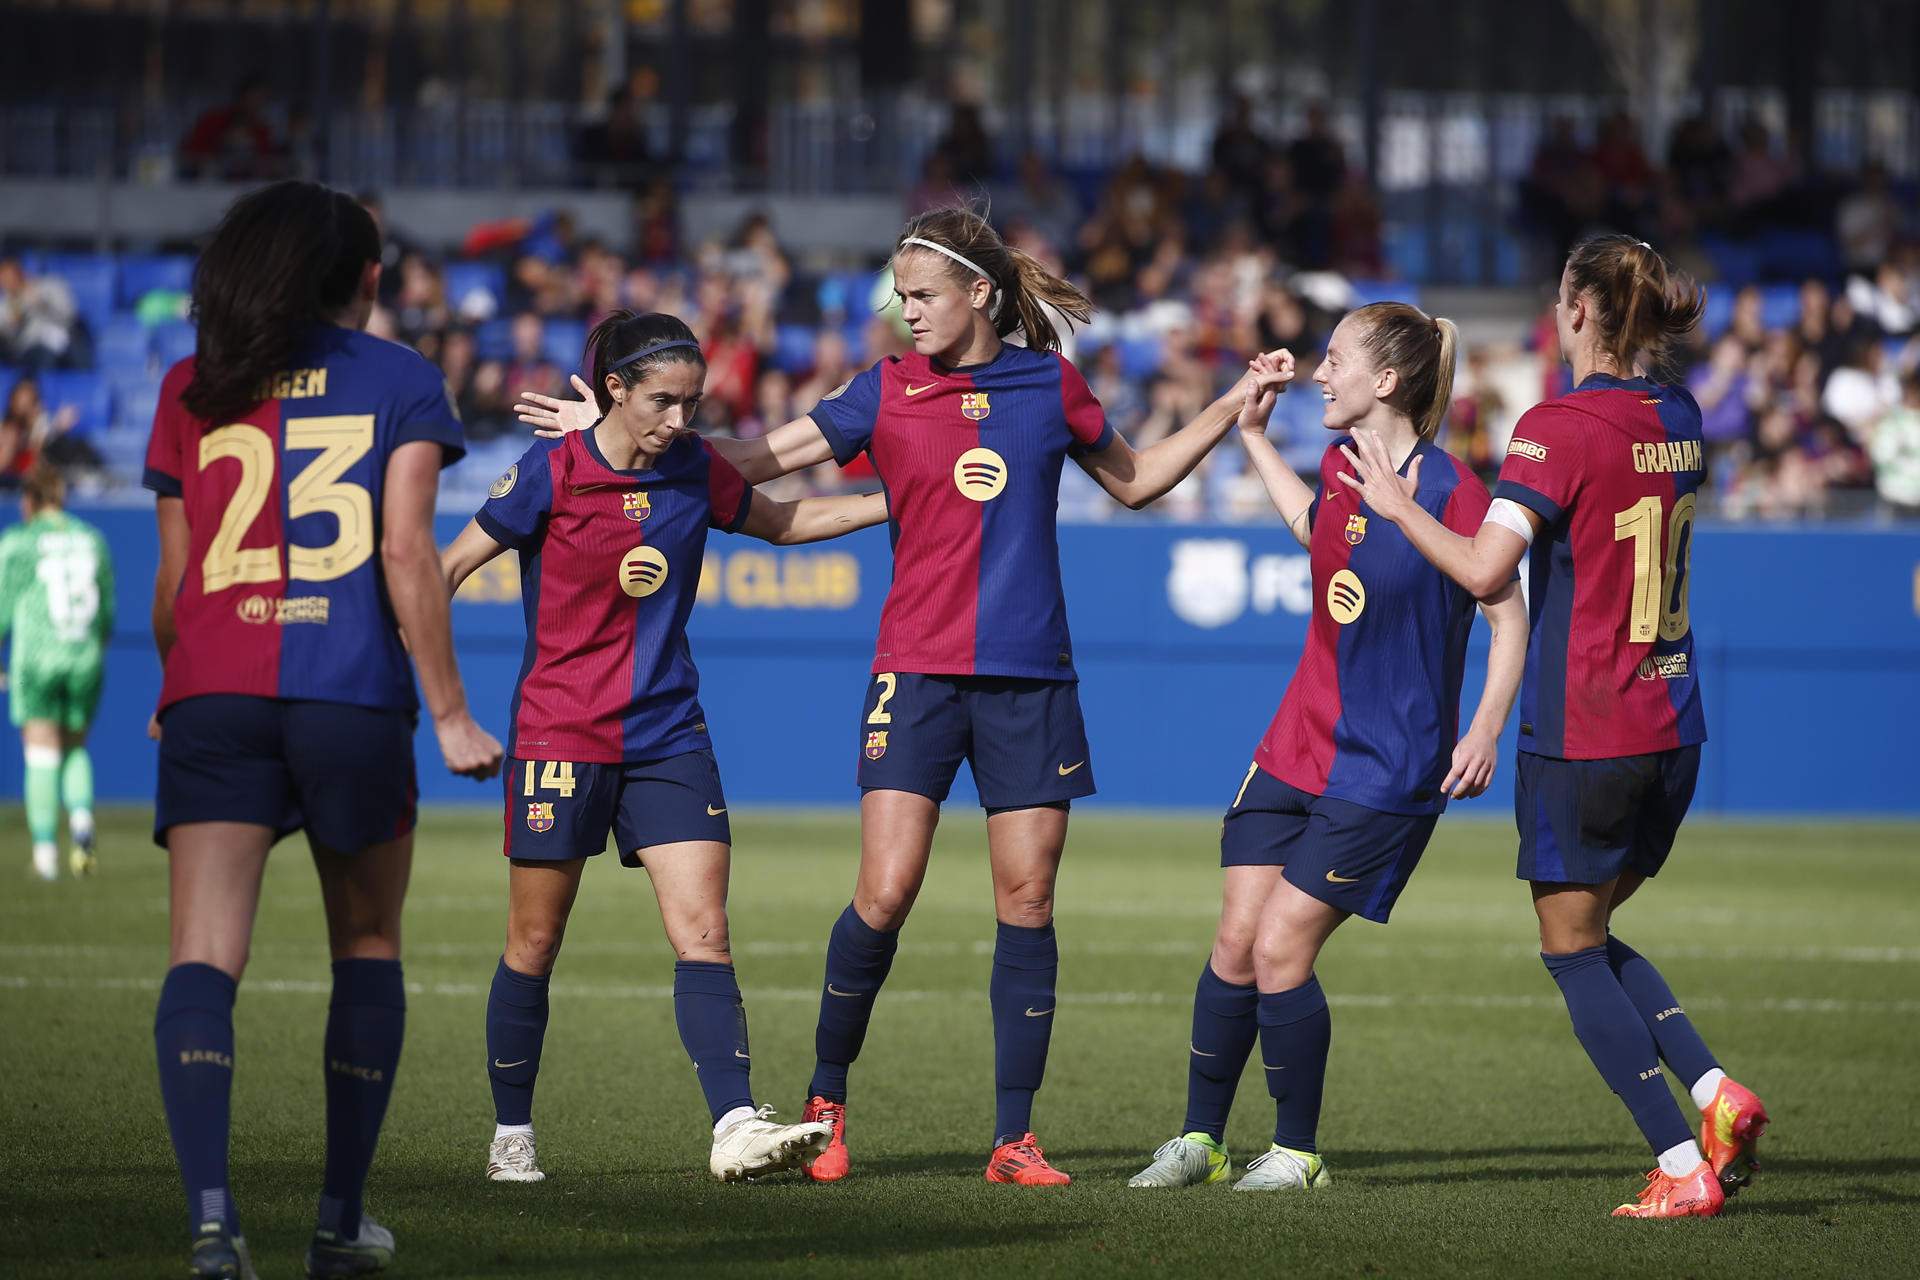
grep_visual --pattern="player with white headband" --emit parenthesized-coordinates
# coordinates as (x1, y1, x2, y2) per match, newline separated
(518, 205, 1279, 1186)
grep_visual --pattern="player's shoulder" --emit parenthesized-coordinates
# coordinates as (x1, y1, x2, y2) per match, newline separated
(1507, 398, 1597, 460)
(333, 326, 444, 388)
(1319, 435, 1355, 475)
(157, 355, 197, 403)
(1416, 440, 1483, 493)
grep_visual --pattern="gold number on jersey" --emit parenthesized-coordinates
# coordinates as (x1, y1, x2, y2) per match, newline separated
(867, 672, 898, 725)
(522, 760, 578, 798)
(198, 425, 280, 592)
(197, 414, 376, 590)
(1612, 493, 1696, 644)
(285, 414, 376, 582)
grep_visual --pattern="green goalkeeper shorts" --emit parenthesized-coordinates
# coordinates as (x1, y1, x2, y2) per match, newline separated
(8, 658, 104, 732)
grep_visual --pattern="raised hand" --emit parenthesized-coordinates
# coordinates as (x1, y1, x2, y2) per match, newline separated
(1336, 428, 1421, 521)
(516, 373, 600, 439)
(1237, 350, 1296, 436)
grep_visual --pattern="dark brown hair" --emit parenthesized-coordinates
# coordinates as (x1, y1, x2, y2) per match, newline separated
(1349, 302, 1460, 441)
(1564, 234, 1705, 380)
(583, 310, 706, 414)
(893, 206, 1092, 353)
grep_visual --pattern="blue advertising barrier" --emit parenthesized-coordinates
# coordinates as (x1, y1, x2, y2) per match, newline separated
(4, 508, 1918, 816)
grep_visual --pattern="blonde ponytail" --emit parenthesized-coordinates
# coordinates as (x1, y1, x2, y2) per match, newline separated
(1420, 317, 1459, 440)
(894, 206, 1092, 353)
(1351, 302, 1458, 441)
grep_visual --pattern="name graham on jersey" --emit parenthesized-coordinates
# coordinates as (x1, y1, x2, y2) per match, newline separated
(1630, 439, 1704, 474)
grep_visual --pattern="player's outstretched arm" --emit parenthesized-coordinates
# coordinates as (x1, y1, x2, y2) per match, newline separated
(1077, 361, 1266, 511)
(1337, 429, 1531, 599)
(1234, 351, 1314, 546)
(709, 415, 839, 486)
(151, 496, 189, 663)
(738, 489, 889, 546)
(1443, 580, 1528, 800)
(440, 518, 510, 596)
(384, 441, 503, 781)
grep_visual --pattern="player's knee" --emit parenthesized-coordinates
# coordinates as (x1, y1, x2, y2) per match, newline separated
(506, 926, 565, 975)
(1250, 926, 1313, 991)
(855, 883, 917, 931)
(1210, 925, 1258, 984)
(666, 911, 732, 964)
(994, 876, 1054, 928)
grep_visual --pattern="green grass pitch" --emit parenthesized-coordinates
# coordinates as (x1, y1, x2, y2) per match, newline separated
(4, 808, 1917, 1277)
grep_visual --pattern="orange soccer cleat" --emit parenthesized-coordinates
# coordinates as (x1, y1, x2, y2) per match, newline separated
(1611, 1162, 1725, 1219)
(1699, 1077, 1770, 1195)
(803, 1096, 850, 1183)
(985, 1133, 1071, 1187)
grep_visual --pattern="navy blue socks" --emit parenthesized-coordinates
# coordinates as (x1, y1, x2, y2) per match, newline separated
(1257, 976, 1331, 1153)
(486, 957, 550, 1126)
(155, 963, 240, 1238)
(808, 904, 900, 1103)
(673, 960, 754, 1123)
(316, 959, 406, 1240)
(1543, 945, 1696, 1154)
(1183, 964, 1259, 1142)
(1605, 935, 1718, 1089)
(990, 920, 1059, 1147)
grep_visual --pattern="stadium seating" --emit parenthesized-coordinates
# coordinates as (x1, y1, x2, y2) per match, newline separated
(117, 255, 195, 307)
(36, 369, 111, 436)
(37, 252, 119, 336)
(443, 261, 507, 318)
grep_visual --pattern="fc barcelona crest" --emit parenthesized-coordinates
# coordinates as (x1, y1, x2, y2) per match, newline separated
(526, 802, 556, 833)
(1344, 514, 1368, 546)
(623, 491, 652, 522)
(960, 392, 991, 421)
(864, 731, 889, 760)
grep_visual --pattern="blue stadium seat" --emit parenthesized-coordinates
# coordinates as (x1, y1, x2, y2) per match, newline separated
(1754, 229, 1841, 284)
(112, 376, 163, 434)
(773, 324, 817, 375)
(1117, 333, 1165, 381)
(1350, 279, 1422, 308)
(97, 315, 153, 375)
(1700, 288, 1736, 340)
(1698, 236, 1760, 289)
(474, 317, 514, 362)
(117, 255, 195, 306)
(37, 369, 111, 436)
(152, 320, 197, 368)
(1759, 284, 1802, 331)
(38, 253, 118, 336)
(0, 365, 20, 411)
(444, 261, 507, 317)
(541, 318, 586, 371)
(1383, 224, 1430, 283)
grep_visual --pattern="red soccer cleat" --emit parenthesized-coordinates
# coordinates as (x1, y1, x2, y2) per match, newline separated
(1611, 1162, 1725, 1219)
(803, 1096, 849, 1183)
(985, 1133, 1071, 1186)
(1699, 1077, 1770, 1195)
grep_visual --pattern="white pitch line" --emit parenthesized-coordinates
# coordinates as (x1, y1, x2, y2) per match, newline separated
(2, 972, 1914, 1017)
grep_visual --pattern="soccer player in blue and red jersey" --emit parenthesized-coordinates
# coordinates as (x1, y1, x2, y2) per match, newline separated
(1126, 306, 1529, 1192)
(144, 181, 502, 1280)
(518, 207, 1267, 1185)
(1340, 235, 1770, 1219)
(442, 310, 888, 1186)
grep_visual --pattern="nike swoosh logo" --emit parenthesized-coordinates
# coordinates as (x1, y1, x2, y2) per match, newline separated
(904, 383, 936, 396)
(734, 1050, 751, 1060)
(1325, 870, 1361, 883)
(1025, 1007, 1054, 1018)
(494, 1059, 528, 1069)
(1263, 1063, 1286, 1071)
(1324, 489, 1338, 501)
(1189, 1043, 1217, 1057)
(571, 483, 619, 495)
(827, 985, 861, 998)
(707, 804, 727, 815)
(1057, 761, 1085, 776)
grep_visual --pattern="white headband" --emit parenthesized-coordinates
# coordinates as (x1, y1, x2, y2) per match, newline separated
(901, 236, 1003, 319)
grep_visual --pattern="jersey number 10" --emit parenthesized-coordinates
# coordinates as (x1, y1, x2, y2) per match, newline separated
(198, 415, 376, 592)
(1612, 493, 1696, 644)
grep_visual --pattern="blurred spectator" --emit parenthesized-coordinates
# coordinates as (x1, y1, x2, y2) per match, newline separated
(1210, 94, 1271, 202)
(1821, 337, 1900, 438)
(1286, 102, 1347, 205)
(1868, 371, 1920, 516)
(792, 330, 854, 412)
(932, 102, 994, 186)
(997, 153, 1081, 253)
(0, 258, 78, 369)
(1836, 161, 1901, 273)
(393, 254, 450, 345)
(178, 76, 282, 180)
(1592, 110, 1654, 223)
(0, 377, 98, 485)
(1690, 334, 1758, 457)
(576, 84, 652, 187)
(1728, 117, 1795, 218)
(1846, 261, 1916, 336)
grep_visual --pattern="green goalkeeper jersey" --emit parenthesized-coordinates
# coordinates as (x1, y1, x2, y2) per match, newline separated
(0, 509, 115, 673)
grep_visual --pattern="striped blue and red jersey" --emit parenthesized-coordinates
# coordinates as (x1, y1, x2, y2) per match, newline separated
(1494, 372, 1707, 760)
(1256, 438, 1495, 815)
(808, 346, 1114, 680)
(143, 326, 466, 714)
(475, 429, 750, 764)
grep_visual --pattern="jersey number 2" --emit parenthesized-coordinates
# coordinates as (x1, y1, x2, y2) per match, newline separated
(198, 415, 375, 592)
(1612, 493, 1695, 643)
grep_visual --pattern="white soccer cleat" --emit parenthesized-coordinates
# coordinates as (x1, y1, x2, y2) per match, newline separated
(709, 1106, 832, 1182)
(31, 843, 58, 881)
(304, 1215, 395, 1277)
(1128, 1133, 1231, 1187)
(1232, 1144, 1331, 1192)
(486, 1131, 546, 1182)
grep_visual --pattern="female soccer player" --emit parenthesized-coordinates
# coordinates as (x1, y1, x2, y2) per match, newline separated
(0, 462, 112, 879)
(442, 310, 889, 1186)
(1127, 307, 1528, 1192)
(518, 207, 1266, 1185)
(1338, 234, 1770, 1219)
(144, 181, 502, 1280)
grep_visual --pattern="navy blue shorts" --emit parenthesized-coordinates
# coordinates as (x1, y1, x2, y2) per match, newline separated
(1515, 746, 1700, 885)
(154, 694, 417, 852)
(855, 672, 1094, 811)
(1219, 764, 1437, 924)
(504, 750, 730, 864)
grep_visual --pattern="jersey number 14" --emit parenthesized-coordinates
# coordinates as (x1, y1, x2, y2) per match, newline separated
(1613, 493, 1696, 644)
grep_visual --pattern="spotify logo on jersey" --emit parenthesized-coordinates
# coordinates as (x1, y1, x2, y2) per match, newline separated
(953, 447, 1009, 501)
(619, 545, 669, 597)
(1326, 569, 1366, 624)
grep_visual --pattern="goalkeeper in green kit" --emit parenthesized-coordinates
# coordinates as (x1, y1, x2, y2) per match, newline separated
(0, 463, 112, 879)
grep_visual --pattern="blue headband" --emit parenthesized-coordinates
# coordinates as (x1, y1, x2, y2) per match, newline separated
(608, 338, 701, 372)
